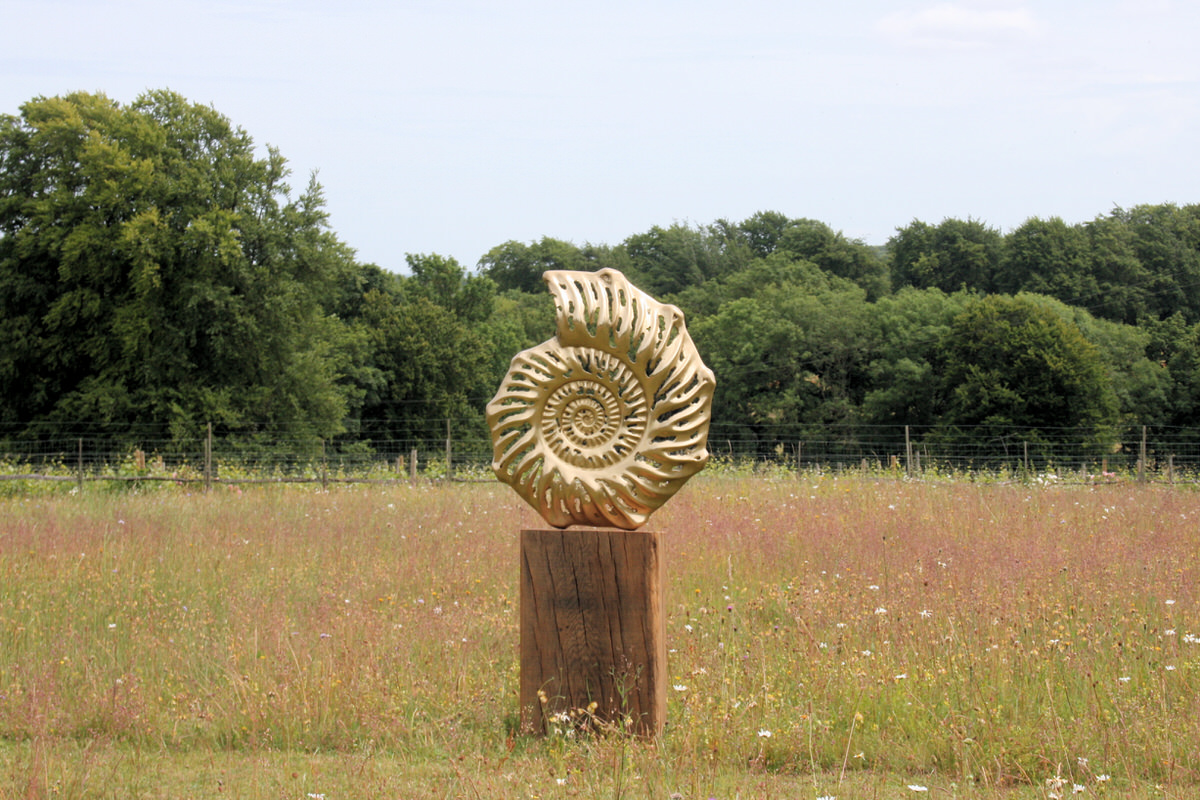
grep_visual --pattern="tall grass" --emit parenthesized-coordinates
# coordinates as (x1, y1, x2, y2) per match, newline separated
(0, 475, 1197, 797)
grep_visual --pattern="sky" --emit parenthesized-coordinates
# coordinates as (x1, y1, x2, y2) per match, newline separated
(3, 0, 1198, 272)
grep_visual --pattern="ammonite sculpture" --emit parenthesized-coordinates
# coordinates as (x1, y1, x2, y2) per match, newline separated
(487, 268, 715, 530)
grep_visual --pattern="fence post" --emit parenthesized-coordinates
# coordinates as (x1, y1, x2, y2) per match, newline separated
(410, 448, 418, 481)
(1168, 453, 1175, 485)
(321, 439, 328, 490)
(77, 438, 84, 493)
(204, 423, 213, 492)
(905, 426, 913, 478)
(1138, 426, 1148, 483)
(796, 441, 802, 475)
(445, 418, 453, 480)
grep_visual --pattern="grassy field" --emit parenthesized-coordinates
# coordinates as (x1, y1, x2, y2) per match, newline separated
(0, 473, 1197, 799)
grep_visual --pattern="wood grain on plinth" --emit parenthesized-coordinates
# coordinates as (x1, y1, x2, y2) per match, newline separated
(519, 528, 666, 737)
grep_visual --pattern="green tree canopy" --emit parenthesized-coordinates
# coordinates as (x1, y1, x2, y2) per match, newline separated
(354, 285, 492, 440)
(0, 89, 359, 436)
(477, 237, 587, 293)
(890, 217, 1004, 294)
(668, 252, 859, 320)
(935, 294, 1118, 447)
(402, 253, 495, 324)
(995, 216, 1096, 304)
(860, 287, 975, 429)
(1114, 204, 1200, 323)
(692, 278, 870, 445)
(347, 254, 498, 440)
(621, 222, 738, 296)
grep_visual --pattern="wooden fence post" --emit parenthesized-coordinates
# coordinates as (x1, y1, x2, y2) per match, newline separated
(1139, 426, 1148, 483)
(905, 426, 913, 478)
(519, 528, 666, 737)
(204, 423, 213, 492)
(321, 439, 328, 490)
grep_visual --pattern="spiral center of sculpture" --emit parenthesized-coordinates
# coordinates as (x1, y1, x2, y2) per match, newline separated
(568, 397, 605, 437)
(540, 364, 647, 469)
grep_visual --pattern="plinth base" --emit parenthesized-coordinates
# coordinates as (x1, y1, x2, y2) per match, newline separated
(519, 528, 666, 737)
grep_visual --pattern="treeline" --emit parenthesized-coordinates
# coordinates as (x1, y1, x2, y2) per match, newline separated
(480, 210, 1200, 456)
(3, 91, 1200, 458)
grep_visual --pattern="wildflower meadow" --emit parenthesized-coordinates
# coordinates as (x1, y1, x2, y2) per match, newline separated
(0, 472, 1197, 798)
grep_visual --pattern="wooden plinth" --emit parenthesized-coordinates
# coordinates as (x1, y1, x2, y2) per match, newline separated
(519, 528, 666, 737)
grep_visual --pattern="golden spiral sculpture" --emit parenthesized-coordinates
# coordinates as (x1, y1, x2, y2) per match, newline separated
(486, 268, 715, 530)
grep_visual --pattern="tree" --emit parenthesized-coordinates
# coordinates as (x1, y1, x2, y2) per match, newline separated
(1082, 210, 1152, 324)
(725, 212, 888, 298)
(734, 210, 793, 258)
(692, 280, 871, 452)
(0, 90, 359, 436)
(669, 252, 858, 320)
(935, 294, 1118, 448)
(355, 286, 492, 441)
(1161, 321, 1200, 431)
(1020, 293, 1170, 427)
(1141, 313, 1200, 433)
(402, 253, 495, 324)
(776, 218, 889, 300)
(343, 252, 504, 446)
(622, 222, 737, 296)
(996, 216, 1096, 304)
(478, 237, 587, 293)
(1121, 204, 1200, 323)
(890, 217, 1003, 293)
(476, 289, 555, 383)
(860, 287, 975, 430)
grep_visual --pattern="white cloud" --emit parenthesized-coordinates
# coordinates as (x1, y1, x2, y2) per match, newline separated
(877, 3, 1042, 49)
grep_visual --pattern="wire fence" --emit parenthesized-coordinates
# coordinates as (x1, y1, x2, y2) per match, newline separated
(2, 421, 1199, 488)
